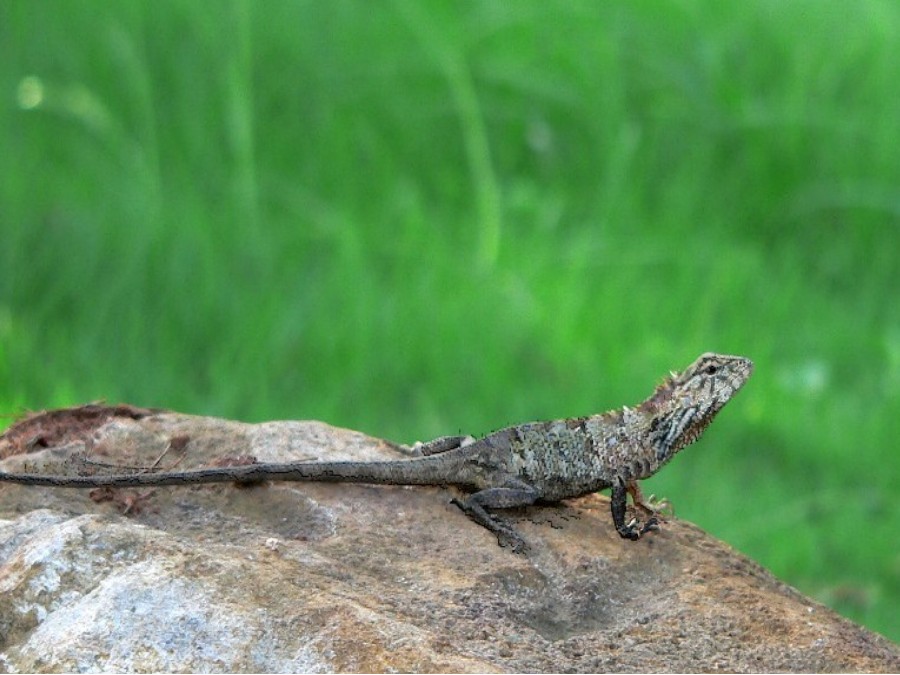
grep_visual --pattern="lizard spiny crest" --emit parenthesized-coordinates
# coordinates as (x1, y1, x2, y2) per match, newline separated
(644, 353, 753, 467)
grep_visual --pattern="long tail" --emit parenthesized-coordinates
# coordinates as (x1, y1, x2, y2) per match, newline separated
(0, 453, 473, 489)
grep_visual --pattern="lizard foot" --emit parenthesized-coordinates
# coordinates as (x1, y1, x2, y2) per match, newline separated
(617, 516, 659, 540)
(616, 518, 642, 541)
(497, 530, 529, 554)
(451, 496, 529, 554)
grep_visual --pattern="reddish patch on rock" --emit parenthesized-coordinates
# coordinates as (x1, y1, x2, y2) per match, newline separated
(211, 454, 259, 468)
(0, 403, 163, 459)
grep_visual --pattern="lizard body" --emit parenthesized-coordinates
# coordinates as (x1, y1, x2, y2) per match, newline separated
(0, 353, 752, 551)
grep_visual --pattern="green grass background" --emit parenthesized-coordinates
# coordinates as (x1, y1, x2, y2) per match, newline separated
(2, 0, 898, 643)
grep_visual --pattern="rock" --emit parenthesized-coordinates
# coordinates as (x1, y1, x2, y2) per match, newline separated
(0, 406, 898, 672)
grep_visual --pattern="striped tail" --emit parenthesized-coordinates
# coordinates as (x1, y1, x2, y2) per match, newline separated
(0, 452, 473, 489)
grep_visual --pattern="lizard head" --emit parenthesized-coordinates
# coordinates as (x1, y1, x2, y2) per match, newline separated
(643, 353, 753, 468)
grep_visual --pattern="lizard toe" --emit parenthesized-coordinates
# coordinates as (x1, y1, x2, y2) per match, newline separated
(500, 533, 529, 554)
(640, 516, 661, 534)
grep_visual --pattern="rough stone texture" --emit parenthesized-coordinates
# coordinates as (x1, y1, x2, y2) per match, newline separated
(0, 407, 898, 673)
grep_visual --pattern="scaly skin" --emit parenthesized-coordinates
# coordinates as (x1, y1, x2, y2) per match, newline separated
(0, 353, 753, 552)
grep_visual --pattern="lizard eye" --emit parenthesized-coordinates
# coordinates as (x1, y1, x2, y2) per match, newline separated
(705, 364, 718, 375)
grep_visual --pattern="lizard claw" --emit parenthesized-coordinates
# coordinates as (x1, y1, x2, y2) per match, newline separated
(498, 531, 529, 554)
(616, 521, 641, 540)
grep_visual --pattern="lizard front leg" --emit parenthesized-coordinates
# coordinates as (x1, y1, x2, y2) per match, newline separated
(611, 482, 659, 540)
(451, 482, 539, 553)
(626, 480, 668, 524)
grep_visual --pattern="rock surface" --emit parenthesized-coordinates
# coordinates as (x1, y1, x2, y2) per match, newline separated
(0, 406, 898, 673)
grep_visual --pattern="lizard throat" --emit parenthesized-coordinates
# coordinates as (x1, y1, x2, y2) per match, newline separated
(652, 406, 718, 465)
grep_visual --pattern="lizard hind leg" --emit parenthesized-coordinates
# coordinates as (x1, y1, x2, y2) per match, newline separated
(413, 435, 475, 456)
(451, 483, 540, 554)
(611, 483, 660, 540)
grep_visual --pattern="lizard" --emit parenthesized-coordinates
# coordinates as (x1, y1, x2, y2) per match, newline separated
(0, 352, 753, 552)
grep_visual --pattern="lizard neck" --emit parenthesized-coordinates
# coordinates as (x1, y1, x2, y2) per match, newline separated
(631, 353, 753, 475)
(588, 404, 707, 484)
